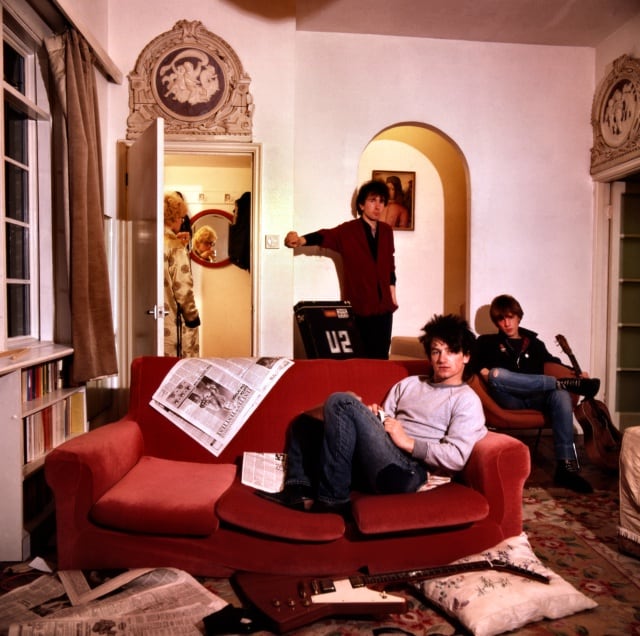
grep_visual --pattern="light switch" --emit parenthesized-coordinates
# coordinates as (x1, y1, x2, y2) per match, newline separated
(265, 234, 280, 249)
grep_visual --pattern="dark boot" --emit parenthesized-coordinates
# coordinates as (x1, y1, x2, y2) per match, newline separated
(556, 377, 600, 399)
(553, 459, 593, 493)
(255, 484, 314, 511)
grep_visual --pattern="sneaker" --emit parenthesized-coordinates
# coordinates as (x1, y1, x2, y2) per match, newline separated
(557, 377, 600, 399)
(553, 460, 593, 494)
(255, 484, 314, 511)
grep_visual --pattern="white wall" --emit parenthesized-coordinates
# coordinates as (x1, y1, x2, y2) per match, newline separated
(596, 11, 640, 80)
(294, 31, 595, 360)
(75, 1, 638, 363)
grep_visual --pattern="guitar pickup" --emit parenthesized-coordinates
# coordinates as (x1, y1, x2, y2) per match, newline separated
(311, 578, 336, 595)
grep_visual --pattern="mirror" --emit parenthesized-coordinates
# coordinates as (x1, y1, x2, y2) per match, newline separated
(190, 209, 233, 268)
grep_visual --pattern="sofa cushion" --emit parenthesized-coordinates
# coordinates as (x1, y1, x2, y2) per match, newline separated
(352, 483, 489, 535)
(90, 456, 236, 536)
(216, 481, 346, 542)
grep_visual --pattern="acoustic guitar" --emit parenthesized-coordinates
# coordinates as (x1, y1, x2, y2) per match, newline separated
(555, 334, 621, 471)
(234, 560, 549, 633)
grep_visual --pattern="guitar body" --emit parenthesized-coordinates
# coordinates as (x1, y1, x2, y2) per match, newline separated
(234, 560, 549, 633)
(574, 397, 621, 472)
(555, 334, 622, 472)
(233, 571, 406, 633)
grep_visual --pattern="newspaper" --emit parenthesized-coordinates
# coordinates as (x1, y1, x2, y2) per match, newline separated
(150, 357, 294, 456)
(241, 452, 287, 493)
(3, 568, 227, 636)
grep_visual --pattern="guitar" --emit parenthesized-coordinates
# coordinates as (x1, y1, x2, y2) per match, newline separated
(555, 334, 621, 471)
(234, 560, 550, 633)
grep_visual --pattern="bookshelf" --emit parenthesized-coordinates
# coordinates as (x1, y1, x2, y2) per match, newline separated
(0, 343, 87, 561)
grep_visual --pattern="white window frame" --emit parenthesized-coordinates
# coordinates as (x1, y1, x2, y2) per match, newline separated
(0, 1, 53, 349)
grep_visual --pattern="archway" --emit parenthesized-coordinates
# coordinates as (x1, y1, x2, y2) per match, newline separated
(358, 123, 469, 331)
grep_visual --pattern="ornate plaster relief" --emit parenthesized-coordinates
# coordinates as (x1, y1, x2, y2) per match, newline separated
(127, 20, 253, 141)
(591, 55, 640, 176)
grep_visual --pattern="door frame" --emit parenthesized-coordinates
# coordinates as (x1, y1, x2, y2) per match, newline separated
(163, 140, 262, 359)
(592, 157, 640, 429)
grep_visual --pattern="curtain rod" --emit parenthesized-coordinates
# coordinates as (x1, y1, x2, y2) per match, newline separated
(27, 0, 122, 84)
(51, 0, 122, 84)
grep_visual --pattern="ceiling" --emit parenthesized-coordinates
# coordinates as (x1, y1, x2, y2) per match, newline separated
(289, 0, 640, 47)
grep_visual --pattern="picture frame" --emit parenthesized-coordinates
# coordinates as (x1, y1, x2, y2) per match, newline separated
(372, 170, 415, 231)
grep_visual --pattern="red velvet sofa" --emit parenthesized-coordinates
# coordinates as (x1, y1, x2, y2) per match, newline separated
(45, 356, 530, 577)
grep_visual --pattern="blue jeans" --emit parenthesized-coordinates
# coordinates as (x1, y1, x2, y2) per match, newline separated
(486, 368, 576, 461)
(285, 392, 427, 505)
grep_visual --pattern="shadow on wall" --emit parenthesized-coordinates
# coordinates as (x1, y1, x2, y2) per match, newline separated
(474, 304, 494, 335)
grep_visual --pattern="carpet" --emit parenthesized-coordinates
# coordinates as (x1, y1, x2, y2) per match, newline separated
(198, 486, 640, 635)
(2, 486, 639, 635)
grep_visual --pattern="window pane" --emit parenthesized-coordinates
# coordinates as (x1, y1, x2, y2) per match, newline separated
(3, 41, 25, 93)
(5, 162, 28, 222)
(7, 282, 30, 337)
(4, 102, 27, 164)
(5, 222, 29, 278)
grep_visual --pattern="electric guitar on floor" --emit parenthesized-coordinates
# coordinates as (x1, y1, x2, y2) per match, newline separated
(234, 559, 550, 633)
(555, 334, 621, 471)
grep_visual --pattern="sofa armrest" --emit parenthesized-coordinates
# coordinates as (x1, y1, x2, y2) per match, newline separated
(45, 419, 144, 563)
(460, 431, 530, 538)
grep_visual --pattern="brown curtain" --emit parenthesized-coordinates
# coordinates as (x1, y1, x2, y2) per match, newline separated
(45, 29, 118, 384)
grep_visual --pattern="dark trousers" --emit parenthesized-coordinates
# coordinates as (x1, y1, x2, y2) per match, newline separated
(355, 312, 393, 359)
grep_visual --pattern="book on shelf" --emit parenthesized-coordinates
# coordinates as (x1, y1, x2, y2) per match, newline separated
(22, 360, 65, 402)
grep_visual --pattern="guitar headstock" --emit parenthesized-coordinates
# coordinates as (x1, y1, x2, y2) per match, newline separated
(555, 334, 572, 356)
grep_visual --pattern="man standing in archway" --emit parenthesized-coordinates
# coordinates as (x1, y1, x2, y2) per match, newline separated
(285, 180, 398, 359)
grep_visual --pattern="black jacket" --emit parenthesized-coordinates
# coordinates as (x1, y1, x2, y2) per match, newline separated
(472, 327, 563, 375)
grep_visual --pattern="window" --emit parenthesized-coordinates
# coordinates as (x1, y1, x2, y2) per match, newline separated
(0, 5, 52, 347)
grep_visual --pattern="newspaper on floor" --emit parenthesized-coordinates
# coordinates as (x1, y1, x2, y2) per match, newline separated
(150, 356, 294, 456)
(3, 567, 227, 636)
(241, 452, 287, 493)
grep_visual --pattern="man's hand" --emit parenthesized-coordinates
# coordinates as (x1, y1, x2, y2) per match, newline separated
(383, 416, 415, 454)
(284, 231, 306, 248)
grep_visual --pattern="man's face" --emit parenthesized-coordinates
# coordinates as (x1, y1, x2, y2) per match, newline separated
(428, 338, 469, 385)
(495, 312, 521, 338)
(359, 194, 386, 223)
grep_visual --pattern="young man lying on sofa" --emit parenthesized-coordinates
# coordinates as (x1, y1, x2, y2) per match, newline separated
(261, 313, 487, 515)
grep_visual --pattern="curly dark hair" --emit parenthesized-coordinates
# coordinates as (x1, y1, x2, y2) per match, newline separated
(355, 179, 389, 214)
(419, 314, 476, 379)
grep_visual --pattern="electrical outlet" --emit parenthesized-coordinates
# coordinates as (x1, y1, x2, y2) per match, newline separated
(265, 234, 280, 249)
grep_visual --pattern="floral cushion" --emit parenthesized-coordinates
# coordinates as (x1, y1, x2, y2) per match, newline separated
(418, 532, 597, 636)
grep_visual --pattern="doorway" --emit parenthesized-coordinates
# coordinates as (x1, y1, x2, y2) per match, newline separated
(165, 152, 253, 357)
(121, 126, 261, 382)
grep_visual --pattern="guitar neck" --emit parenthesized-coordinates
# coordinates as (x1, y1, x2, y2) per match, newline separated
(349, 559, 549, 589)
(555, 334, 582, 375)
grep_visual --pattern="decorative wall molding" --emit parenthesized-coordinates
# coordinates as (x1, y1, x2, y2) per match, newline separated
(127, 20, 253, 141)
(590, 54, 640, 177)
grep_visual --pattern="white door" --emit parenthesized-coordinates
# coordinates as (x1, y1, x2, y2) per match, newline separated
(127, 118, 165, 360)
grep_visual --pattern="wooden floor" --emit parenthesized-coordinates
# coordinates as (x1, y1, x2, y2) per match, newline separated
(510, 430, 619, 493)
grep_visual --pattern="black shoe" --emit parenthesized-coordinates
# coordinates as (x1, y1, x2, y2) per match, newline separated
(557, 377, 600, 399)
(553, 460, 593, 494)
(255, 485, 314, 511)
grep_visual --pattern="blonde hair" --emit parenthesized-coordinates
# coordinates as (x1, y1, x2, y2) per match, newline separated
(193, 225, 217, 245)
(164, 191, 188, 224)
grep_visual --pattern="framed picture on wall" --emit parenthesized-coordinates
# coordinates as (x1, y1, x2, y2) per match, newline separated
(372, 170, 415, 231)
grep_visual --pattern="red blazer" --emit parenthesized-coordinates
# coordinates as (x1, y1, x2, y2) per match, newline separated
(317, 218, 397, 317)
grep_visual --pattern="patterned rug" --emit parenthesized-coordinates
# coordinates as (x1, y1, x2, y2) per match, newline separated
(2, 486, 639, 635)
(199, 486, 640, 635)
